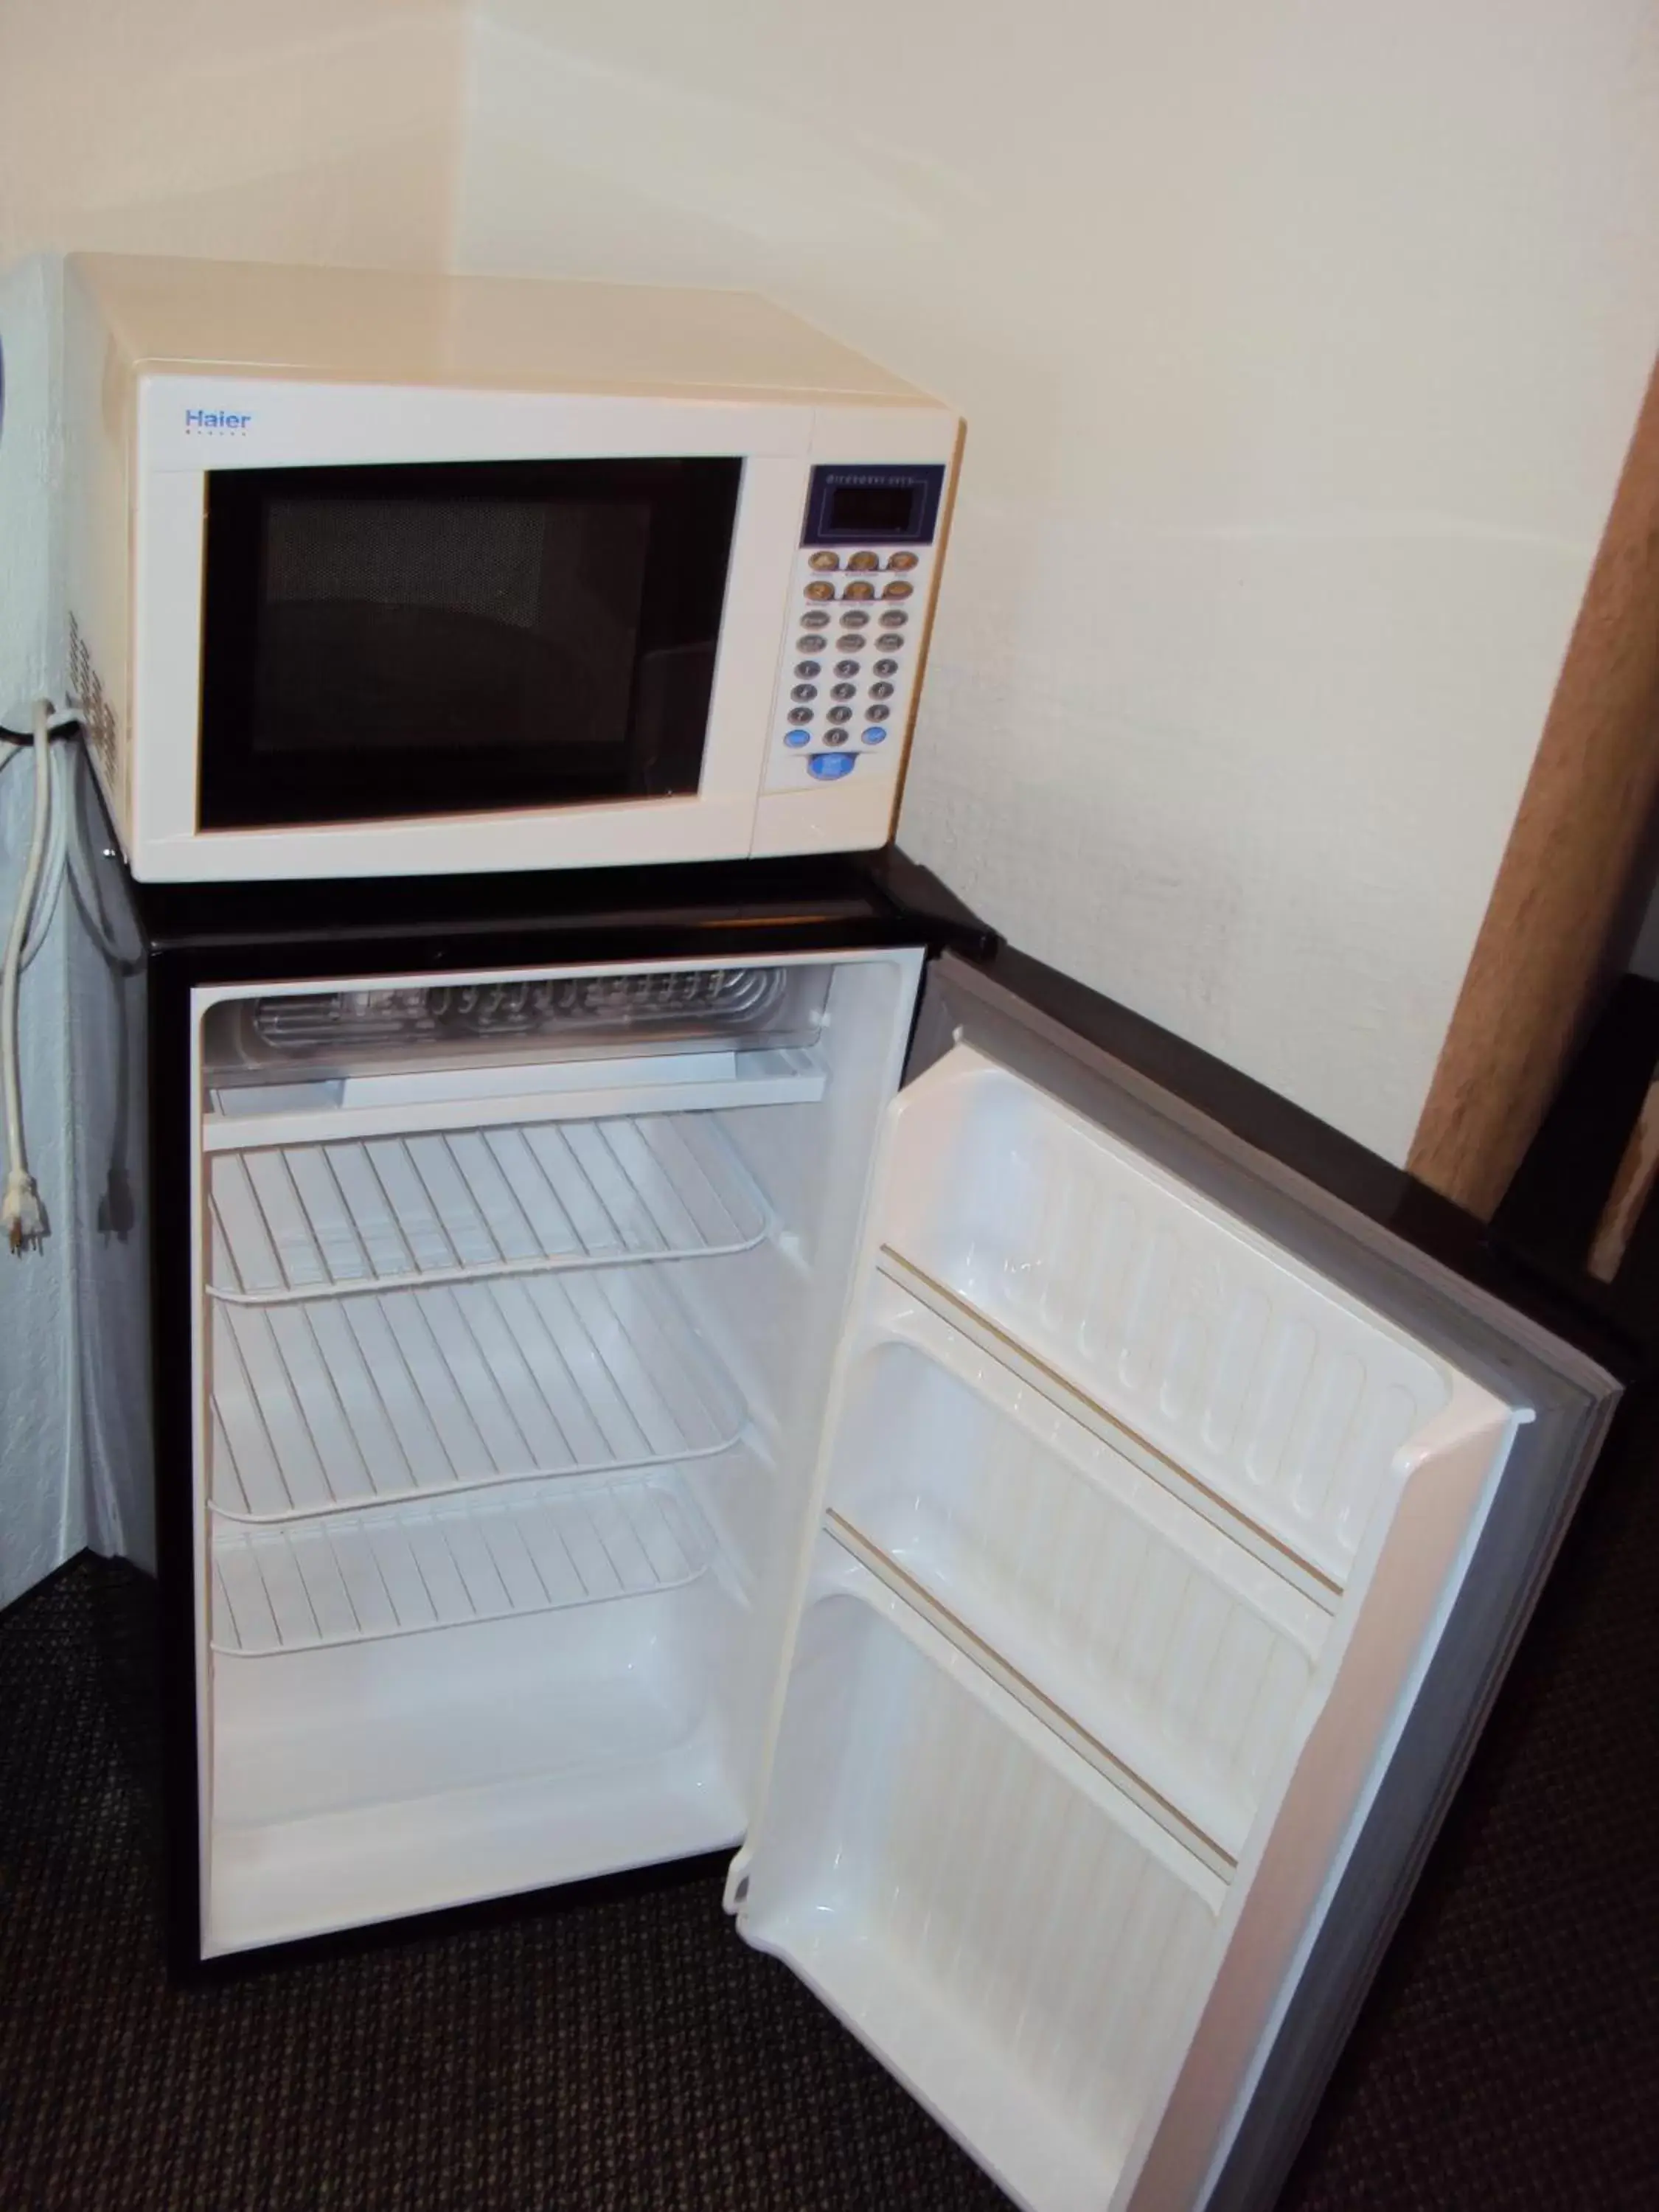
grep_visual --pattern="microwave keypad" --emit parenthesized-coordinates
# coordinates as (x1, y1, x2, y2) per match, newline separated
(766, 533, 936, 793)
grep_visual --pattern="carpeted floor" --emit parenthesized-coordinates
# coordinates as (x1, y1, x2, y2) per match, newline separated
(3, 1394, 1658, 2211)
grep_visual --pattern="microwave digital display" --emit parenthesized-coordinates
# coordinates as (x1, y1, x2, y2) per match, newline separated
(824, 483, 917, 537)
(804, 463, 946, 547)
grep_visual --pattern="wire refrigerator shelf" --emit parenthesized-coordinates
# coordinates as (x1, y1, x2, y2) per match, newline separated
(210, 1266, 749, 1523)
(210, 1470, 718, 1656)
(208, 1114, 771, 1304)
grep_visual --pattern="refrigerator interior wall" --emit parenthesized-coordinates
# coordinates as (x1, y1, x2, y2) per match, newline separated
(192, 949, 921, 1957)
(734, 1043, 1516, 2212)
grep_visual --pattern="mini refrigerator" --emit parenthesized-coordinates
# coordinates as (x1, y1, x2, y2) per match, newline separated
(75, 801, 1621, 2212)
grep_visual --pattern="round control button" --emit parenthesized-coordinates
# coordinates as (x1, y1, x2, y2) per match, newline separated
(807, 753, 856, 780)
(790, 683, 817, 702)
(846, 550, 880, 571)
(804, 582, 835, 602)
(860, 726, 889, 745)
(887, 550, 919, 571)
(839, 609, 871, 627)
(794, 660, 821, 678)
(784, 728, 812, 748)
(834, 659, 860, 678)
(827, 705, 853, 724)
(882, 580, 914, 600)
(830, 681, 856, 700)
(821, 727, 849, 746)
(796, 636, 824, 653)
(801, 610, 831, 629)
(835, 637, 864, 656)
(869, 681, 894, 700)
(880, 609, 908, 627)
(843, 581, 876, 602)
(809, 550, 840, 571)
(865, 703, 891, 722)
(875, 636, 905, 654)
(873, 658, 900, 676)
(787, 706, 814, 726)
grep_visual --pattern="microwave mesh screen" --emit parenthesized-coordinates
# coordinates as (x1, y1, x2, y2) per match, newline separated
(249, 493, 650, 752)
(262, 498, 554, 631)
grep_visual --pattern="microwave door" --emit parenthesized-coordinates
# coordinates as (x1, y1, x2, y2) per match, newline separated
(196, 457, 741, 833)
(732, 950, 1615, 2212)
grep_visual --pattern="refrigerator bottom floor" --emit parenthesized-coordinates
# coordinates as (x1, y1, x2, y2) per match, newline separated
(204, 1566, 751, 1955)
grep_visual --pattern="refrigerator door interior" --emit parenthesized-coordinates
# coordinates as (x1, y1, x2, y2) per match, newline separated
(730, 955, 1618, 2212)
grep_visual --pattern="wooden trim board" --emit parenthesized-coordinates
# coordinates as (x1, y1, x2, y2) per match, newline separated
(1409, 355, 1659, 1220)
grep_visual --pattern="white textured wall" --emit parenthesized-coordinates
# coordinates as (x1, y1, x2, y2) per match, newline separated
(454, 0, 1659, 1163)
(0, 0, 466, 268)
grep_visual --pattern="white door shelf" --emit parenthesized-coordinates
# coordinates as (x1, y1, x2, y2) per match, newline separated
(881, 1048, 1457, 1588)
(827, 1270, 1330, 1863)
(211, 1267, 748, 1523)
(737, 1555, 1227, 2212)
(208, 1114, 772, 1304)
(211, 1469, 719, 1657)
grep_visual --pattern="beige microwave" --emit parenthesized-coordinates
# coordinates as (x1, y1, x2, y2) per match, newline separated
(63, 253, 960, 883)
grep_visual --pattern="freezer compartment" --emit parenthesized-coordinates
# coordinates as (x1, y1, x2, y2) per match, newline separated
(827, 1271, 1329, 1860)
(883, 1048, 1454, 1587)
(207, 1114, 772, 1302)
(204, 963, 832, 1084)
(737, 1550, 1227, 2212)
(210, 1265, 747, 1521)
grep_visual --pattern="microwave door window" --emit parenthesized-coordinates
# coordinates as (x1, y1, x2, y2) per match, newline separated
(196, 458, 740, 831)
(254, 495, 648, 759)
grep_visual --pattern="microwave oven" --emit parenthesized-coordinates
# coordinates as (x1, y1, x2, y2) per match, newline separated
(62, 254, 961, 883)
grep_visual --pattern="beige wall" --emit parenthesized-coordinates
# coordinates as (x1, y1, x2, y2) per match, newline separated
(0, 0, 465, 270)
(454, 0, 1659, 1163)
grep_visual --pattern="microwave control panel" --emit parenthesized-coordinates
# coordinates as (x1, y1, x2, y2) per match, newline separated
(764, 463, 947, 795)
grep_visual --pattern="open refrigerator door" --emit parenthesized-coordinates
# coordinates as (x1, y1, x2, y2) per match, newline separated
(728, 956, 1618, 2212)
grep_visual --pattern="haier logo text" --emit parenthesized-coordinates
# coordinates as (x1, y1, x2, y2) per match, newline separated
(184, 408, 252, 432)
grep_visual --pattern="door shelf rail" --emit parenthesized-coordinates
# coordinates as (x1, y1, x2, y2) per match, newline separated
(207, 1114, 773, 1305)
(211, 1469, 717, 1657)
(211, 1265, 748, 1524)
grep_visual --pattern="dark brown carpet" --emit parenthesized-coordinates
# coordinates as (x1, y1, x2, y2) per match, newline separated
(1279, 1389, 1659, 2212)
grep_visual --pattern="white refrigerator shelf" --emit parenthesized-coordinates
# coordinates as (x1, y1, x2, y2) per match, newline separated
(207, 1113, 772, 1304)
(210, 1469, 718, 1656)
(211, 1265, 748, 1523)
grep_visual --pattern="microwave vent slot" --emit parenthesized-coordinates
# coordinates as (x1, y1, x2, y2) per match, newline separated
(69, 613, 122, 810)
